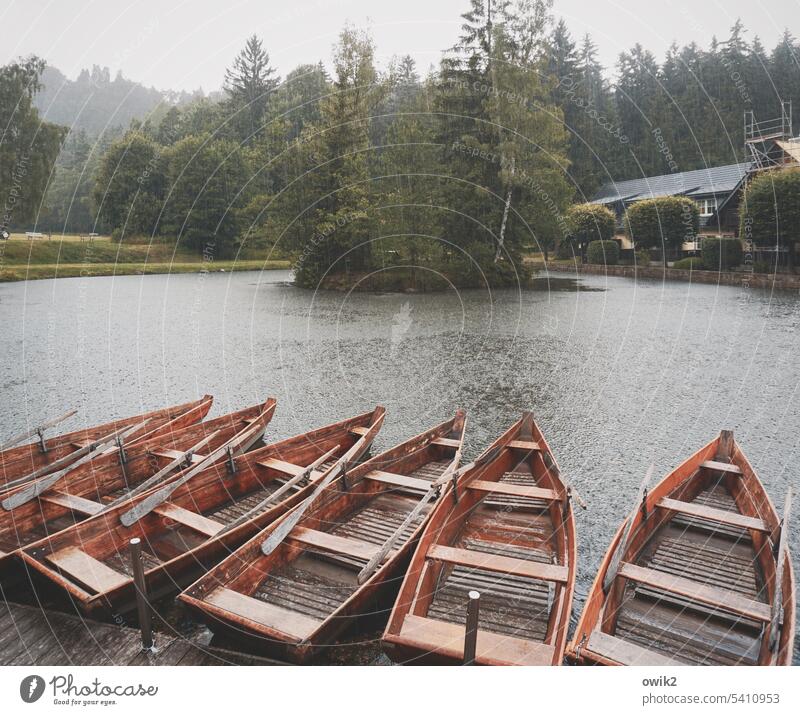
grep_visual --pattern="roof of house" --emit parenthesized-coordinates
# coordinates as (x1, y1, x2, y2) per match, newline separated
(592, 162, 752, 206)
(775, 139, 800, 164)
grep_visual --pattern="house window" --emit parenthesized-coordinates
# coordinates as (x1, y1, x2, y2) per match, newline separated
(697, 197, 717, 216)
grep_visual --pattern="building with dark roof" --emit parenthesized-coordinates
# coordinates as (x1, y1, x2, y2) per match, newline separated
(591, 162, 751, 243)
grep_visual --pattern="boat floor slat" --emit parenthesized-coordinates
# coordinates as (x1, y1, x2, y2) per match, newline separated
(429, 563, 551, 642)
(254, 564, 356, 621)
(615, 597, 760, 665)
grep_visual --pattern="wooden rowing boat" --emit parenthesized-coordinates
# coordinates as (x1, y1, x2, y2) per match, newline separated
(567, 430, 795, 666)
(0, 396, 213, 492)
(179, 409, 467, 663)
(0, 399, 276, 572)
(20, 407, 385, 615)
(381, 412, 576, 665)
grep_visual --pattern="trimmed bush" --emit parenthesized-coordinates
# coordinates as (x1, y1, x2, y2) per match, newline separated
(673, 257, 705, 270)
(624, 196, 700, 266)
(566, 204, 616, 244)
(740, 168, 800, 270)
(634, 248, 651, 266)
(701, 237, 743, 270)
(587, 240, 619, 265)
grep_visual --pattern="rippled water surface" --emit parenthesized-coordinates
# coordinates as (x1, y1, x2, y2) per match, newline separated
(1, 269, 798, 663)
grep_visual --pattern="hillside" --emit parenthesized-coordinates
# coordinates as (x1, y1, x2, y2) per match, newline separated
(34, 65, 203, 136)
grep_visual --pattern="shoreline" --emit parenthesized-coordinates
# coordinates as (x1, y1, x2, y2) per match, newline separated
(0, 259, 292, 283)
(545, 261, 800, 292)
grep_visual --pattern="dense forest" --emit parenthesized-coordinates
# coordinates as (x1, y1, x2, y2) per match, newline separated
(2, 0, 799, 287)
(34, 65, 203, 136)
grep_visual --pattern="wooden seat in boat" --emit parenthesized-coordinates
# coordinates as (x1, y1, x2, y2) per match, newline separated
(467, 479, 559, 502)
(700, 460, 742, 475)
(289, 527, 391, 563)
(657, 497, 768, 533)
(427, 544, 568, 583)
(398, 614, 555, 665)
(40, 492, 103, 516)
(206, 586, 320, 640)
(154, 503, 224, 537)
(431, 437, 461, 448)
(363, 470, 431, 493)
(587, 630, 684, 666)
(46, 546, 131, 593)
(508, 440, 540, 451)
(618, 562, 770, 622)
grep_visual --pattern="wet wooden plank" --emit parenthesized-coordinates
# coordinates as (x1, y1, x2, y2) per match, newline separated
(0, 603, 282, 666)
(588, 630, 683, 666)
(619, 562, 770, 622)
(256, 457, 306, 476)
(399, 614, 555, 665)
(46, 546, 130, 593)
(431, 437, 461, 448)
(658, 497, 767, 532)
(508, 440, 540, 451)
(364, 470, 430, 492)
(149, 448, 206, 464)
(427, 544, 568, 582)
(206, 586, 320, 639)
(154, 503, 224, 537)
(40, 492, 103, 516)
(700, 460, 742, 475)
(468, 479, 558, 501)
(290, 527, 384, 562)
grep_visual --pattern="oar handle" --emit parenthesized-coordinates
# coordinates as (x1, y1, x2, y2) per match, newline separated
(0, 409, 78, 451)
(2, 422, 145, 511)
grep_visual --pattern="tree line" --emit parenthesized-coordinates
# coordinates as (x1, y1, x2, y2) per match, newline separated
(2, 0, 798, 288)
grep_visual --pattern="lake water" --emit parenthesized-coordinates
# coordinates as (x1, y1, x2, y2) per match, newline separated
(1, 268, 798, 664)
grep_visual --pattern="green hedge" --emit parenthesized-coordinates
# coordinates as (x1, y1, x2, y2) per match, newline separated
(673, 257, 705, 270)
(740, 168, 800, 270)
(586, 240, 619, 265)
(701, 237, 743, 270)
(566, 204, 616, 244)
(624, 196, 700, 252)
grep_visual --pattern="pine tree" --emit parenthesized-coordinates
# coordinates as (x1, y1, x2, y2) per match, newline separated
(295, 26, 384, 286)
(224, 35, 280, 144)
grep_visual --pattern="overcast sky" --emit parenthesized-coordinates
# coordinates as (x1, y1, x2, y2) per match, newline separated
(1, 0, 798, 92)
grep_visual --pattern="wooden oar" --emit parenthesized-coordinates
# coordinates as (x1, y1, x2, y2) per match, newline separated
(0, 422, 136, 496)
(1, 417, 156, 496)
(0, 409, 78, 451)
(260, 417, 385, 557)
(101, 431, 220, 511)
(602, 463, 654, 593)
(357, 450, 463, 585)
(769, 487, 792, 653)
(119, 418, 269, 527)
(1, 422, 146, 511)
(216, 445, 341, 537)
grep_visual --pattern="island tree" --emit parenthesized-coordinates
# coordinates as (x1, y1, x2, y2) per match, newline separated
(0, 57, 66, 235)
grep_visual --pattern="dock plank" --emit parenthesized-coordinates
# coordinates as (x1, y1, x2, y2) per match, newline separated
(0, 603, 282, 666)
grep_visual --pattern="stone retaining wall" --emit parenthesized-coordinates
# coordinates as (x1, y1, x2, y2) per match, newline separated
(547, 263, 800, 292)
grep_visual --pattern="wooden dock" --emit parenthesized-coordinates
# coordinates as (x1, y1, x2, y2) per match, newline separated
(0, 602, 281, 666)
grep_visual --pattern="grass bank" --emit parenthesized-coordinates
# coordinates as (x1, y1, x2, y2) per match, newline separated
(0, 234, 291, 282)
